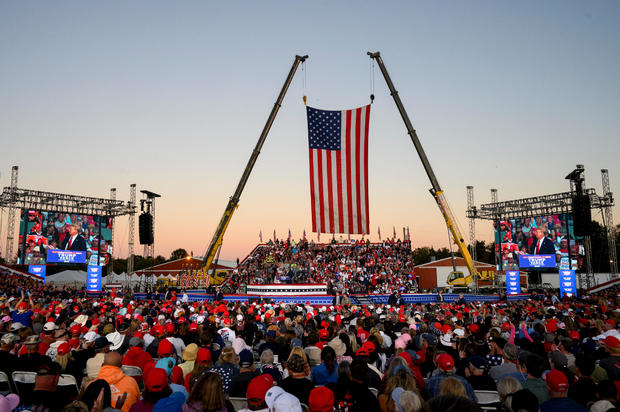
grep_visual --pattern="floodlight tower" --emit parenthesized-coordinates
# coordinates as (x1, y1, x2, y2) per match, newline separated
(601, 169, 617, 276)
(5, 166, 18, 263)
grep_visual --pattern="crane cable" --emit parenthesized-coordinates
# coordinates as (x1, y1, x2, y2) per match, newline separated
(370, 58, 375, 104)
(302, 60, 307, 105)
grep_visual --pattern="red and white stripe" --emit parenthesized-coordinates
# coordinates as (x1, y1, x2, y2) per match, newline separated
(309, 105, 370, 235)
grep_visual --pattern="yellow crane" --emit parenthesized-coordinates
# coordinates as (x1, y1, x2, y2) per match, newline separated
(368, 52, 483, 290)
(200, 55, 308, 286)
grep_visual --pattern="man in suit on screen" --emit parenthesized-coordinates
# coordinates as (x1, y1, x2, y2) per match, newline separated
(529, 227, 556, 255)
(61, 224, 87, 251)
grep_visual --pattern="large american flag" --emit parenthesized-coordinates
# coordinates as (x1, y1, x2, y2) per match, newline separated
(307, 105, 370, 235)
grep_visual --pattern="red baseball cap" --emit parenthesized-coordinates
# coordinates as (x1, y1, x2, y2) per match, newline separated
(545, 369, 569, 392)
(246, 374, 273, 406)
(57, 342, 71, 356)
(363, 341, 376, 353)
(17, 302, 28, 311)
(157, 339, 174, 357)
(152, 325, 165, 337)
(70, 324, 81, 336)
(145, 367, 169, 392)
(189, 323, 198, 332)
(437, 353, 455, 370)
(602, 336, 620, 350)
(569, 331, 580, 340)
(165, 323, 175, 334)
(309, 386, 335, 412)
(319, 329, 329, 339)
(196, 348, 212, 365)
(467, 324, 480, 334)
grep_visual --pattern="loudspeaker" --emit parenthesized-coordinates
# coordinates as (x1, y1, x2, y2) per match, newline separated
(572, 195, 592, 236)
(139, 212, 154, 245)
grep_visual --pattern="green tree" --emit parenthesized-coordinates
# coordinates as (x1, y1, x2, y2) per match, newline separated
(170, 248, 189, 261)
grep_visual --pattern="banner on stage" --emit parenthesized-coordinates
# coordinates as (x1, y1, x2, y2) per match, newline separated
(47, 249, 87, 264)
(518, 254, 555, 269)
(87, 265, 102, 292)
(28, 265, 46, 282)
(559, 270, 577, 298)
(505, 270, 520, 295)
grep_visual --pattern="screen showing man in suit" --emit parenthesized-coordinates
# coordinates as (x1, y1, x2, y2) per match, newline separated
(493, 213, 583, 270)
(18, 210, 113, 265)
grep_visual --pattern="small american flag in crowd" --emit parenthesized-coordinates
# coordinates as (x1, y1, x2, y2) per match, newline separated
(307, 105, 370, 235)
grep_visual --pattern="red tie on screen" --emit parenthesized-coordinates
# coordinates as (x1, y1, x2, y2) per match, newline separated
(536, 241, 541, 254)
(68, 237, 73, 250)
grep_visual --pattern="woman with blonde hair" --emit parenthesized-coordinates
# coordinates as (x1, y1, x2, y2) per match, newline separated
(55, 342, 84, 385)
(497, 376, 522, 412)
(438, 377, 467, 398)
(183, 371, 234, 412)
(379, 369, 419, 412)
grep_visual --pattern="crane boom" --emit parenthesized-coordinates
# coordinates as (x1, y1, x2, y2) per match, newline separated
(201, 55, 308, 281)
(367, 51, 478, 282)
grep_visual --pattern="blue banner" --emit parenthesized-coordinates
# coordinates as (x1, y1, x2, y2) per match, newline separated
(518, 254, 556, 269)
(505, 270, 521, 295)
(559, 270, 577, 298)
(28, 265, 46, 283)
(87, 265, 102, 292)
(47, 249, 87, 264)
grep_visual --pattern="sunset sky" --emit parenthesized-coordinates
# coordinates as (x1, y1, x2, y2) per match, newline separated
(1, 1, 619, 262)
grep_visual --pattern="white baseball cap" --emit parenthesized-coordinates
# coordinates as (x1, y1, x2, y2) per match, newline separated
(43, 322, 59, 332)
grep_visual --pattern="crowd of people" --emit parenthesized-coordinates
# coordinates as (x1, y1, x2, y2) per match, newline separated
(226, 238, 417, 295)
(0, 270, 618, 412)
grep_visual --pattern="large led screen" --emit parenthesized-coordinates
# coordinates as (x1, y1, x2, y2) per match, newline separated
(494, 213, 583, 271)
(18, 210, 112, 265)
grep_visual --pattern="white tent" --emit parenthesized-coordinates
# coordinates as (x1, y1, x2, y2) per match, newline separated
(46, 270, 87, 286)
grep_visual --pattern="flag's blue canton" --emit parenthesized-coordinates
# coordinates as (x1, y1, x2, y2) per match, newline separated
(307, 107, 341, 150)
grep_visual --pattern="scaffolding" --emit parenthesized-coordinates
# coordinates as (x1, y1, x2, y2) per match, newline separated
(466, 169, 616, 288)
(0, 167, 136, 264)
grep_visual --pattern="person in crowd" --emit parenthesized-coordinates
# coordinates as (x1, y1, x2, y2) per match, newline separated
(185, 347, 213, 392)
(236, 374, 273, 412)
(496, 377, 522, 412)
(308, 386, 335, 412)
(509, 389, 539, 412)
(311, 346, 338, 385)
(489, 343, 519, 382)
(422, 395, 478, 412)
(0, 333, 19, 376)
(229, 349, 259, 398)
(279, 354, 314, 405)
(123, 336, 154, 373)
(182, 371, 234, 412)
(521, 354, 549, 405)
(55, 341, 84, 384)
(80, 379, 120, 412)
(87, 336, 111, 379)
(179, 343, 198, 377)
(590, 380, 617, 412)
(97, 352, 140, 412)
(599, 335, 620, 381)
(130, 367, 175, 412)
(464, 355, 496, 390)
(540, 370, 587, 412)
(424, 354, 476, 401)
(19, 335, 52, 372)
